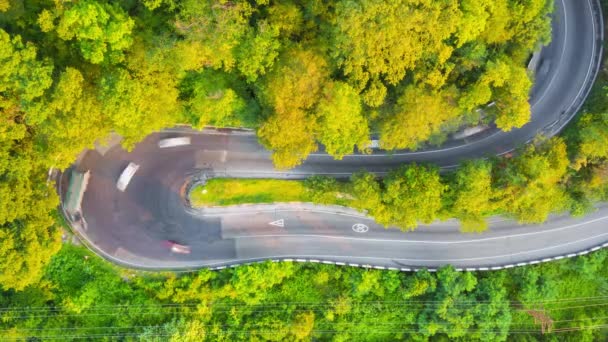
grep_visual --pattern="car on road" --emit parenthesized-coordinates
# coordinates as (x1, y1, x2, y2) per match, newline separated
(158, 136, 191, 148)
(163, 240, 191, 254)
(116, 162, 139, 192)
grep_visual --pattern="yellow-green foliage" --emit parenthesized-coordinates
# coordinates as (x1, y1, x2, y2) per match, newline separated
(257, 47, 328, 169)
(316, 82, 370, 159)
(379, 85, 459, 150)
(189, 178, 353, 207)
(38, 1, 134, 64)
(0, 0, 566, 292)
(190, 179, 309, 206)
(7, 243, 608, 341)
(495, 137, 570, 223)
(446, 160, 496, 232)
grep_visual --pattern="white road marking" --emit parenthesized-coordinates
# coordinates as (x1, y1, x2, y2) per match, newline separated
(229, 231, 608, 263)
(552, 0, 598, 135)
(268, 219, 284, 227)
(529, 0, 568, 108)
(352, 223, 369, 233)
(228, 214, 608, 245)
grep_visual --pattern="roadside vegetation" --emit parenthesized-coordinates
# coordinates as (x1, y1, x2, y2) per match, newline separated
(0, 0, 554, 289)
(190, 132, 603, 233)
(1, 243, 608, 340)
(191, 179, 309, 206)
(1, 0, 608, 340)
(189, 178, 353, 207)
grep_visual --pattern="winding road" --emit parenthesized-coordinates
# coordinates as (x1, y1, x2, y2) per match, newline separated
(63, 0, 605, 271)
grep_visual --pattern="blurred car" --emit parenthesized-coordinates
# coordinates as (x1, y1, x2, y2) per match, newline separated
(163, 240, 191, 254)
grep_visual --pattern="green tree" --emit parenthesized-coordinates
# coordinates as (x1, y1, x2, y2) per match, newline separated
(482, 0, 552, 60)
(181, 70, 248, 129)
(38, 0, 135, 64)
(0, 0, 9, 12)
(417, 267, 478, 339)
(99, 66, 180, 148)
(234, 20, 281, 82)
(175, 0, 252, 71)
(495, 137, 571, 223)
(445, 160, 495, 232)
(266, 1, 303, 38)
(572, 113, 608, 169)
(0, 29, 61, 290)
(467, 274, 511, 341)
(35, 68, 108, 169)
(329, 0, 460, 106)
(350, 172, 383, 214)
(0, 29, 53, 125)
(455, 0, 490, 47)
(381, 164, 445, 229)
(316, 82, 369, 159)
(379, 85, 459, 151)
(257, 47, 329, 169)
(0, 183, 61, 291)
(480, 58, 533, 130)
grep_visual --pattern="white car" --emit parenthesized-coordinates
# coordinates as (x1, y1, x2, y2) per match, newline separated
(116, 162, 139, 192)
(158, 137, 191, 148)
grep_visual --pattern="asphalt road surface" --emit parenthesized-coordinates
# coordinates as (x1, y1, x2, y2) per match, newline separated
(65, 0, 605, 271)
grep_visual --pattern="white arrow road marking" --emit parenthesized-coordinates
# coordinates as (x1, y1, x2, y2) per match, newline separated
(269, 219, 284, 227)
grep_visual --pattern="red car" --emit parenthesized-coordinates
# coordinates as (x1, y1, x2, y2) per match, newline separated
(163, 240, 191, 254)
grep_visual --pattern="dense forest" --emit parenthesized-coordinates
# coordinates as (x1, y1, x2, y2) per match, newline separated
(2, 0, 608, 339)
(1, 244, 608, 340)
(0, 0, 556, 291)
(0, 0, 553, 168)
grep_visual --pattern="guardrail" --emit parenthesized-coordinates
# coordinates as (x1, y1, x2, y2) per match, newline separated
(201, 241, 608, 273)
(59, 163, 608, 273)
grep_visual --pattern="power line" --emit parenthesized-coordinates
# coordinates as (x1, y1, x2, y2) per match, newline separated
(3, 295, 608, 314)
(3, 300, 608, 320)
(4, 324, 608, 341)
(3, 315, 608, 340)
(10, 314, 608, 333)
(3, 294, 608, 312)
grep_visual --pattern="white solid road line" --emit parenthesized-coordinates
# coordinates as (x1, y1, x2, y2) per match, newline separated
(553, 0, 598, 135)
(529, 0, 569, 109)
(230, 231, 608, 262)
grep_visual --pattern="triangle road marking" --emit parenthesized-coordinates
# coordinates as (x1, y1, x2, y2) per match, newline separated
(269, 219, 284, 227)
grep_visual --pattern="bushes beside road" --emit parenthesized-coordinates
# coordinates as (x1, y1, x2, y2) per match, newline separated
(189, 39, 608, 231)
(189, 178, 353, 207)
(1, 243, 607, 340)
(190, 134, 606, 233)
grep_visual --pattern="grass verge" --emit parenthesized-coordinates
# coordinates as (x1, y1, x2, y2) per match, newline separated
(189, 178, 353, 207)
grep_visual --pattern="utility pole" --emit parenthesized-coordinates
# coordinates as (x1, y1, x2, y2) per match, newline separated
(523, 304, 554, 334)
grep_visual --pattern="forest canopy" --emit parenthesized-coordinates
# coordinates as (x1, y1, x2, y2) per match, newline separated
(0, 0, 552, 290)
(0, 0, 553, 167)
(2, 244, 608, 341)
